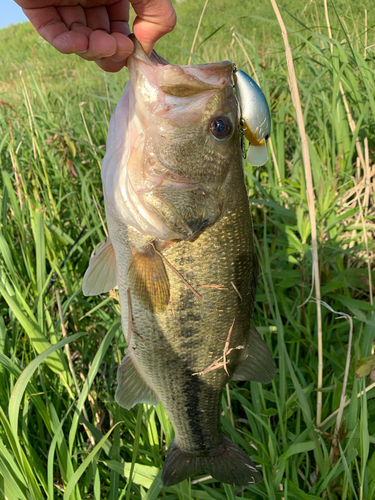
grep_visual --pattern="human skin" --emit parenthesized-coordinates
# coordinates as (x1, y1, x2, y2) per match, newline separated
(14, 0, 176, 72)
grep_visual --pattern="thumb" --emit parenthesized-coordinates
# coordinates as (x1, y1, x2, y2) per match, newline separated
(130, 0, 176, 55)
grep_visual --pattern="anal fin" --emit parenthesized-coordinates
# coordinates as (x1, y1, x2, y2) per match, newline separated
(115, 354, 159, 409)
(232, 325, 276, 384)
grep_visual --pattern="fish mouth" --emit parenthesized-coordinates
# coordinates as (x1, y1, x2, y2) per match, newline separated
(127, 34, 233, 101)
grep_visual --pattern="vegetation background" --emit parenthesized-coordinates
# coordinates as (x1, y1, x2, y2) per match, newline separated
(0, 0, 374, 499)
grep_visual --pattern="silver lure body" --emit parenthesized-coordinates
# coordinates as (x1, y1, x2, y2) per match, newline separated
(233, 69, 271, 166)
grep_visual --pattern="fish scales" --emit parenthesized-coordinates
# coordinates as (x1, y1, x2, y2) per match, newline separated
(129, 174, 254, 450)
(83, 34, 276, 487)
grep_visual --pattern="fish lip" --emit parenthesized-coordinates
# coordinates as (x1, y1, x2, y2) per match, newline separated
(128, 33, 169, 71)
(127, 33, 233, 96)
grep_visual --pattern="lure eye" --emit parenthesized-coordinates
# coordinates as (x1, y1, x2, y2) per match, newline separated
(210, 116, 231, 140)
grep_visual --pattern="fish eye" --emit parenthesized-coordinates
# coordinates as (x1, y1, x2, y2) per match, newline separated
(265, 134, 270, 142)
(210, 116, 232, 140)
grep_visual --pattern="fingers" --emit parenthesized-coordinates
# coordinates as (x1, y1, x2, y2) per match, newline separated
(89, 31, 133, 71)
(22, 0, 132, 68)
(57, 5, 117, 59)
(23, 5, 90, 53)
(106, 0, 130, 34)
(15, 0, 119, 8)
(84, 5, 110, 31)
(95, 0, 133, 66)
(95, 36, 132, 72)
(18, 0, 176, 72)
(131, 0, 176, 55)
(78, 4, 132, 70)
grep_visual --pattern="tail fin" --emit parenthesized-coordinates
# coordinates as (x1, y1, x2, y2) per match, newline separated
(161, 437, 262, 487)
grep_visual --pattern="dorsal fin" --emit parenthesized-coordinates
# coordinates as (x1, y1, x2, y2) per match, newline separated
(82, 238, 117, 296)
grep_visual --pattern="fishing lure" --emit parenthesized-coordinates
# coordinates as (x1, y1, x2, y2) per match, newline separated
(233, 65, 271, 166)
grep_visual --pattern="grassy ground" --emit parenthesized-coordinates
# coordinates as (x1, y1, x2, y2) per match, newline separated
(0, 0, 374, 499)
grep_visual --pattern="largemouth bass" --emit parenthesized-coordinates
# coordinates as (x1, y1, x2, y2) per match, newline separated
(83, 35, 276, 487)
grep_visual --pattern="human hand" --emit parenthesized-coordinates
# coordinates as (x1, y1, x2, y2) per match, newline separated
(14, 0, 176, 72)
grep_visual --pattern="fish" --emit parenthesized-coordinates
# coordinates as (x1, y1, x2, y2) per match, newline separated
(83, 34, 276, 487)
(233, 68, 271, 167)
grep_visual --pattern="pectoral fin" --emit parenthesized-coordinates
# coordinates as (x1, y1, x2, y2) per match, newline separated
(232, 325, 276, 383)
(82, 238, 117, 296)
(115, 354, 159, 409)
(129, 245, 170, 312)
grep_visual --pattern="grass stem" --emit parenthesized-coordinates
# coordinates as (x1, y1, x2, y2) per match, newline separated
(269, 0, 323, 426)
(188, 0, 210, 65)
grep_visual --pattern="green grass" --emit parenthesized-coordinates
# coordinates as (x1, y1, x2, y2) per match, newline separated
(0, 0, 375, 498)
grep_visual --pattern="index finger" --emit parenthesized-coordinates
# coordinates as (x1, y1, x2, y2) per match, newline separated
(22, 5, 91, 54)
(15, 0, 120, 7)
(130, 0, 176, 55)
